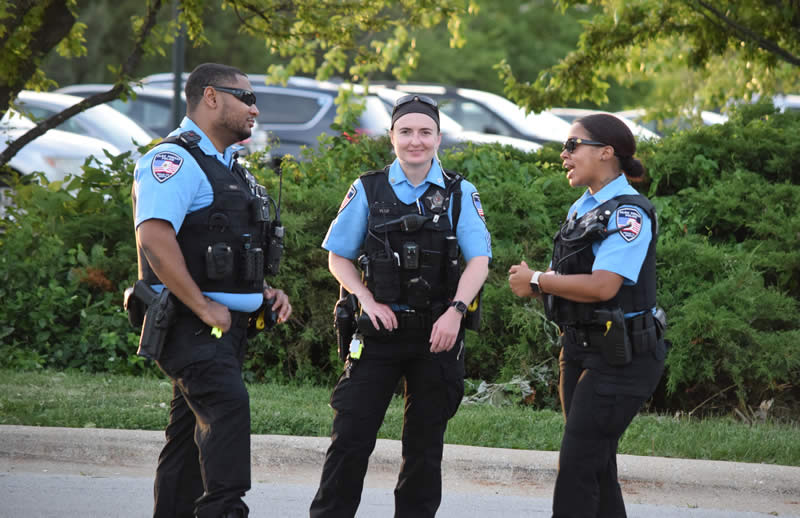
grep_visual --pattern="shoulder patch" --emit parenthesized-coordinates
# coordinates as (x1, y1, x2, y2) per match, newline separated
(471, 192, 486, 222)
(617, 206, 643, 242)
(338, 183, 357, 213)
(151, 151, 184, 183)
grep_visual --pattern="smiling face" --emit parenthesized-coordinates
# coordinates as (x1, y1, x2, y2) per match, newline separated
(213, 74, 259, 145)
(390, 112, 441, 170)
(560, 122, 616, 193)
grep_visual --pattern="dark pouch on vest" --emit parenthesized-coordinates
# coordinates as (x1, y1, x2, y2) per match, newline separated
(589, 308, 632, 366)
(206, 242, 233, 280)
(242, 247, 264, 281)
(406, 276, 432, 309)
(370, 252, 400, 303)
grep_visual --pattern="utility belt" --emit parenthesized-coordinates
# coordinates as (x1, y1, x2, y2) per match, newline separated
(561, 308, 666, 366)
(123, 281, 277, 362)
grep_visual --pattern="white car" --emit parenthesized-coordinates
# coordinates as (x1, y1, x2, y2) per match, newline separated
(13, 90, 157, 154)
(1, 110, 119, 217)
(549, 108, 660, 141)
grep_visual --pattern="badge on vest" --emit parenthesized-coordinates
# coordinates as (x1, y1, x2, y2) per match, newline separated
(339, 183, 357, 213)
(151, 151, 184, 183)
(616, 207, 642, 242)
(472, 192, 486, 223)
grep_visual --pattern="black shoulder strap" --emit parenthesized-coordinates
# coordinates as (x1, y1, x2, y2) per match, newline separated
(444, 169, 464, 229)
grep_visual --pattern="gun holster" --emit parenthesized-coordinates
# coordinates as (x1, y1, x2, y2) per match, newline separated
(124, 281, 176, 362)
(334, 289, 358, 362)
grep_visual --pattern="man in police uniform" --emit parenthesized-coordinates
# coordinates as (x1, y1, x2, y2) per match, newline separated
(133, 63, 292, 518)
(309, 95, 492, 517)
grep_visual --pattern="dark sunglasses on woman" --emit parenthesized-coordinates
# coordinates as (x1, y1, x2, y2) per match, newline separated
(392, 94, 438, 117)
(562, 137, 609, 153)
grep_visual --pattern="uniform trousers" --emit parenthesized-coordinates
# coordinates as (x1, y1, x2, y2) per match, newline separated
(153, 310, 252, 518)
(552, 334, 666, 518)
(309, 327, 465, 518)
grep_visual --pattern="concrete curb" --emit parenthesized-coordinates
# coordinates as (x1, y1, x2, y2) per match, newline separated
(2, 424, 800, 502)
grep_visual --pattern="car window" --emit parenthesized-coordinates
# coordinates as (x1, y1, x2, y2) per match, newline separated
(357, 97, 391, 135)
(22, 105, 88, 136)
(257, 92, 328, 125)
(455, 101, 512, 136)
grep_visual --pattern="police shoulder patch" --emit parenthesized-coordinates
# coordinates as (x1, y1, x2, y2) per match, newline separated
(338, 183, 357, 213)
(151, 151, 184, 183)
(616, 206, 643, 242)
(471, 192, 486, 222)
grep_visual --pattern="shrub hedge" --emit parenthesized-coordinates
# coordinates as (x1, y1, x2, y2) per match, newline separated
(1, 103, 797, 415)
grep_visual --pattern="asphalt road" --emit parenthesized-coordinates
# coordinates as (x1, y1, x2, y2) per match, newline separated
(2, 425, 799, 517)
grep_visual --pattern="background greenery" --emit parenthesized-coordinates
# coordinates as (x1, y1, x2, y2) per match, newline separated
(1, 101, 798, 417)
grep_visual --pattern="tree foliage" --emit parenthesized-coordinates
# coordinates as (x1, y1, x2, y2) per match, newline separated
(499, 0, 800, 116)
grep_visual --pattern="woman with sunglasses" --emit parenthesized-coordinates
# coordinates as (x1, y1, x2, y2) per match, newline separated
(508, 113, 666, 518)
(310, 95, 492, 517)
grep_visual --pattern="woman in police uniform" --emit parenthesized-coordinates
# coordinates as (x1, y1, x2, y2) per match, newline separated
(508, 113, 666, 518)
(309, 95, 492, 518)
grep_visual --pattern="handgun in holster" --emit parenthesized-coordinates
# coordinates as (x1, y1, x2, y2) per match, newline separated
(333, 285, 359, 362)
(123, 280, 176, 361)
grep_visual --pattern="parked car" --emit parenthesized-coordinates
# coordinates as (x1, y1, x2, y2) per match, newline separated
(614, 108, 728, 136)
(13, 90, 157, 154)
(373, 82, 571, 145)
(140, 73, 392, 158)
(1, 109, 119, 218)
(549, 107, 660, 140)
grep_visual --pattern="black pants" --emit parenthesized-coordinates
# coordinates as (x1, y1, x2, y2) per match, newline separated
(153, 311, 251, 518)
(309, 328, 465, 518)
(552, 335, 666, 518)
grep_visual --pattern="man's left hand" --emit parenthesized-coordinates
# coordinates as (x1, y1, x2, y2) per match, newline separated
(265, 287, 292, 324)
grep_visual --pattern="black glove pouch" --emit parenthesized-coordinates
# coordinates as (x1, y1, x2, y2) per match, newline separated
(588, 307, 632, 366)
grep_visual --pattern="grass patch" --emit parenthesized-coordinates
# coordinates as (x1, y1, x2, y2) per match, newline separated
(1, 368, 798, 466)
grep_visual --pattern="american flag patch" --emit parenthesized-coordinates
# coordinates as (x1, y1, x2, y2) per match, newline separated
(617, 206, 643, 242)
(152, 151, 183, 183)
(338, 183, 357, 213)
(472, 192, 486, 222)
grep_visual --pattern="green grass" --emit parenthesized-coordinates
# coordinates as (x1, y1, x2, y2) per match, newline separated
(1, 368, 798, 466)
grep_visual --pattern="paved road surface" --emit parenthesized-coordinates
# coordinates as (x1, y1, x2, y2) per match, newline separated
(2, 426, 799, 517)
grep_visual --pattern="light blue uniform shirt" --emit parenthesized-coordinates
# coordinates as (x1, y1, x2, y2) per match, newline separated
(565, 174, 653, 286)
(133, 117, 262, 312)
(322, 158, 492, 263)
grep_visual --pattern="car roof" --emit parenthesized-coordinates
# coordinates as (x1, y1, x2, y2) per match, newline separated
(56, 83, 182, 99)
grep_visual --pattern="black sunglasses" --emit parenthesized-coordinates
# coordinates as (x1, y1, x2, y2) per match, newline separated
(392, 94, 438, 116)
(205, 85, 257, 107)
(563, 137, 609, 153)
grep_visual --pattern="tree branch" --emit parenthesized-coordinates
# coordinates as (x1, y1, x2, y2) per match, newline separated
(1, 0, 165, 167)
(691, 0, 800, 67)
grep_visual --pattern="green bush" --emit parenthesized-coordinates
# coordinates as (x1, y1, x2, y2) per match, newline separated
(1, 105, 798, 415)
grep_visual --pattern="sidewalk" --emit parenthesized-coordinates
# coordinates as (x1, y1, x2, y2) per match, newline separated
(2, 425, 800, 515)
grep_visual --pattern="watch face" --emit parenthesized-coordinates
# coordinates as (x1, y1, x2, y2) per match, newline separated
(453, 301, 468, 314)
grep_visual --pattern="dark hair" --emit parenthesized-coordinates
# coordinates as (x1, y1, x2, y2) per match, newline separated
(575, 113, 646, 178)
(185, 63, 247, 112)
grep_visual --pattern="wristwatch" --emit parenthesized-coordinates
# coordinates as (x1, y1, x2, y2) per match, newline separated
(450, 300, 468, 316)
(530, 271, 542, 294)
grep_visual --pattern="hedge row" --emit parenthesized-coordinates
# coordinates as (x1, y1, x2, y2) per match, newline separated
(1, 102, 797, 415)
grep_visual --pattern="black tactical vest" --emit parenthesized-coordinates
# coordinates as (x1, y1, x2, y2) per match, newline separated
(360, 167, 463, 311)
(543, 194, 657, 327)
(136, 131, 271, 294)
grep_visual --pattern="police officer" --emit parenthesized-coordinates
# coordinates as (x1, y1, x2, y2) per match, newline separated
(508, 113, 666, 518)
(309, 95, 492, 517)
(133, 63, 292, 518)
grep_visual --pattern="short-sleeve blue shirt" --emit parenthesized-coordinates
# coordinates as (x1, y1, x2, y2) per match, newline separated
(322, 158, 492, 263)
(564, 174, 653, 285)
(133, 117, 262, 312)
